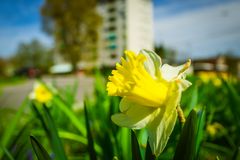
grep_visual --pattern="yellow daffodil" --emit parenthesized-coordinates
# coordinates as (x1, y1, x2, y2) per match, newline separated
(107, 49, 191, 156)
(207, 122, 224, 137)
(30, 82, 53, 103)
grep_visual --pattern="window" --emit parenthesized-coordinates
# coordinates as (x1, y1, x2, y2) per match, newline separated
(107, 33, 117, 40)
(108, 26, 116, 31)
(108, 17, 116, 22)
(110, 53, 117, 59)
(108, 43, 117, 50)
(108, 7, 116, 13)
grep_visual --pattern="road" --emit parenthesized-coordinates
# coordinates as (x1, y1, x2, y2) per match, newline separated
(0, 74, 94, 109)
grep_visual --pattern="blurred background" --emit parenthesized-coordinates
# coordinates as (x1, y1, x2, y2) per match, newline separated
(0, 0, 240, 159)
(0, 0, 239, 107)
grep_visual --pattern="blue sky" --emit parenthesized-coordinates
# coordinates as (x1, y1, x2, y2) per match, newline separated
(153, 0, 240, 60)
(0, 0, 240, 60)
(0, 0, 51, 58)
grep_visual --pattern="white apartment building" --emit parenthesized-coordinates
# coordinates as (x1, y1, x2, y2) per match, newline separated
(97, 0, 154, 66)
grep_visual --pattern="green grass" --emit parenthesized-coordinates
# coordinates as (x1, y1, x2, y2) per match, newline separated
(0, 73, 239, 160)
(0, 76, 26, 87)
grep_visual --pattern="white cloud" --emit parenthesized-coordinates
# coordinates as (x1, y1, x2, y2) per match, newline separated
(154, 1, 240, 60)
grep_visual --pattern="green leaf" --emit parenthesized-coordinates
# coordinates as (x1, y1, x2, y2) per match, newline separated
(0, 98, 28, 158)
(42, 105, 67, 160)
(145, 139, 156, 160)
(52, 96, 86, 136)
(131, 130, 142, 160)
(195, 108, 205, 159)
(84, 101, 97, 160)
(31, 103, 67, 160)
(1, 147, 14, 160)
(203, 142, 232, 156)
(185, 85, 198, 116)
(223, 81, 240, 130)
(173, 109, 199, 160)
(59, 80, 79, 106)
(117, 128, 131, 160)
(30, 135, 51, 160)
(7, 122, 31, 160)
(31, 129, 103, 154)
(232, 146, 240, 160)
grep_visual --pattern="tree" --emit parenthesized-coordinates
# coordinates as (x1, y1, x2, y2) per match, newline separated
(41, 0, 101, 71)
(0, 58, 8, 77)
(155, 44, 177, 64)
(10, 39, 53, 73)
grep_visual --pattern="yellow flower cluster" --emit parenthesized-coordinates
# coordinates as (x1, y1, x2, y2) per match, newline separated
(197, 71, 228, 86)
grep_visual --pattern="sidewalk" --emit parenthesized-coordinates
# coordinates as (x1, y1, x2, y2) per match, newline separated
(0, 74, 94, 109)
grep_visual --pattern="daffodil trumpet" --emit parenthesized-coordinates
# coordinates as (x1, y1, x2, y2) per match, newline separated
(107, 49, 191, 156)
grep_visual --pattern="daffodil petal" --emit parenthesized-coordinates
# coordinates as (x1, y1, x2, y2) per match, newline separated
(112, 99, 155, 129)
(119, 97, 131, 112)
(147, 83, 181, 156)
(161, 59, 191, 81)
(140, 49, 162, 78)
(178, 79, 192, 91)
(147, 109, 177, 156)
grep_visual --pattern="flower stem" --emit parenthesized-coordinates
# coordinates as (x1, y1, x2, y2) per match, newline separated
(176, 105, 186, 126)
